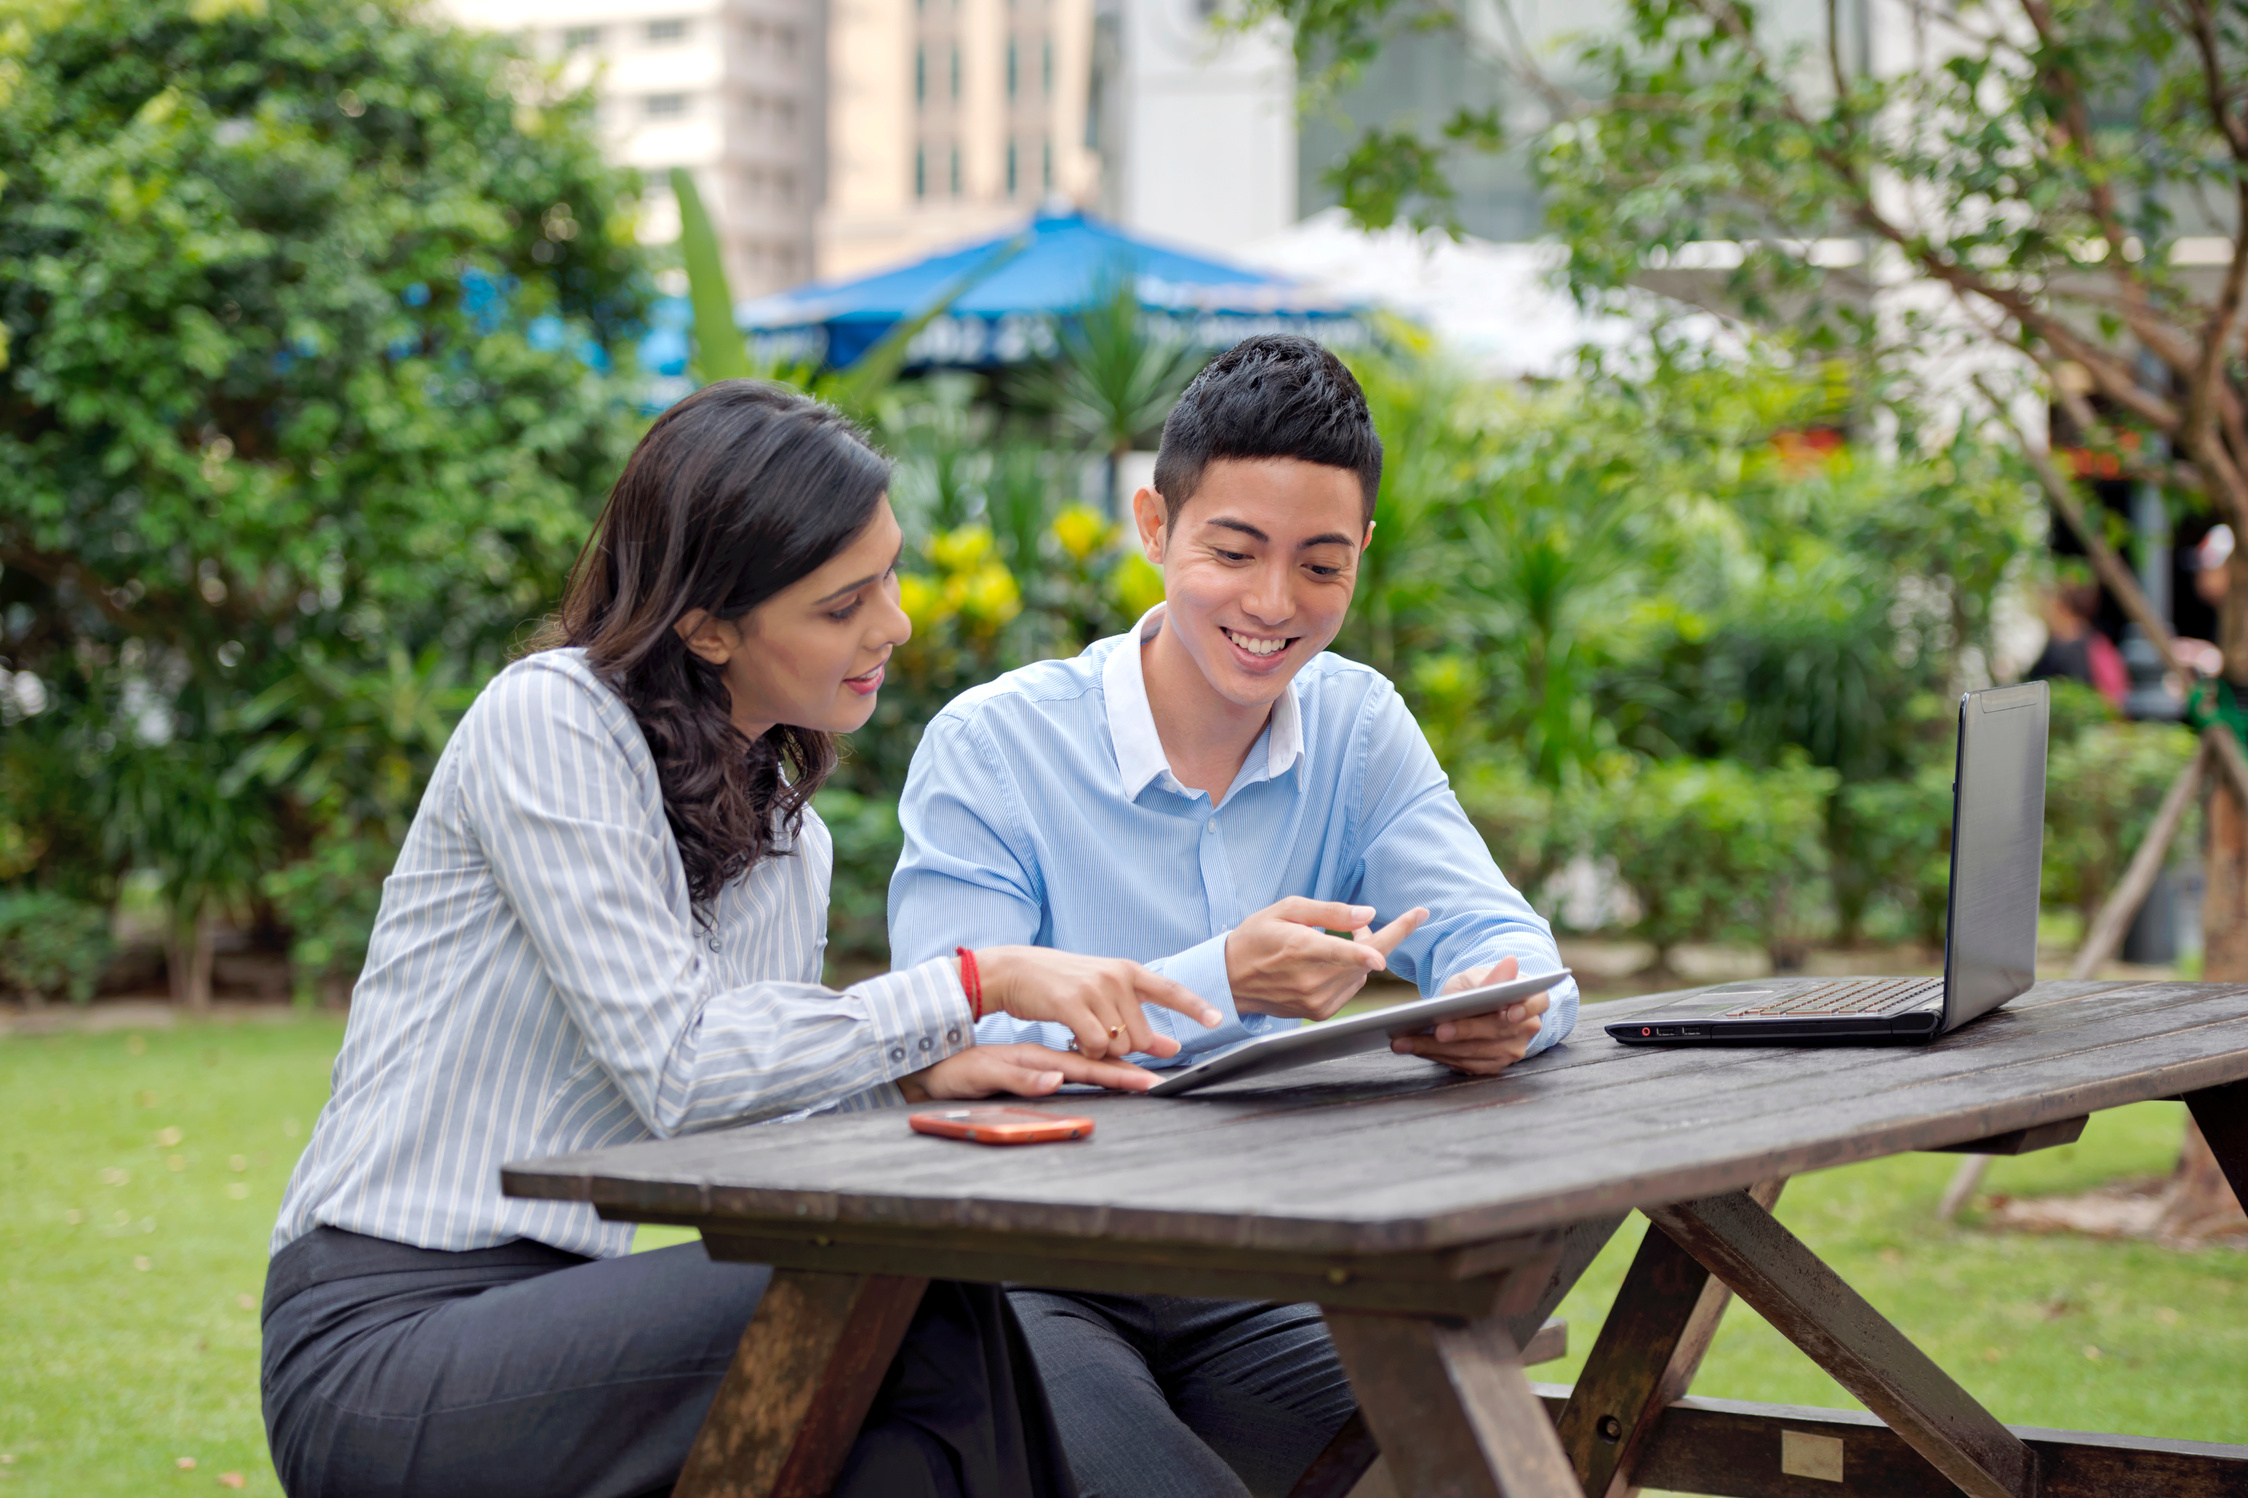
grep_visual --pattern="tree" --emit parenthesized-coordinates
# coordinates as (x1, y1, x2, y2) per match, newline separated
(0, 0, 652, 1003)
(1262, 0, 2246, 1230)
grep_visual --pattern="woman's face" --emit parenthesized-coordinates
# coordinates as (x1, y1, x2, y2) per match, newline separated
(677, 498, 910, 739)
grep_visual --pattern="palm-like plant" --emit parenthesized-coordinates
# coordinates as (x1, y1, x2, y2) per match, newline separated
(1022, 276, 1206, 516)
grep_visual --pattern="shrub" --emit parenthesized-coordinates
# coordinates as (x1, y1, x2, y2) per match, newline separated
(813, 788, 905, 973)
(1836, 767, 1956, 950)
(2042, 721, 2200, 925)
(1454, 759, 1568, 905)
(1595, 757, 1838, 971)
(261, 831, 395, 1006)
(0, 891, 113, 1006)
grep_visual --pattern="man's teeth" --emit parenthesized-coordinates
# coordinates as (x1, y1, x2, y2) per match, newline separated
(1223, 628, 1288, 658)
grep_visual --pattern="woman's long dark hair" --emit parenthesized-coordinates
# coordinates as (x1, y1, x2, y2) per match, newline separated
(541, 380, 891, 908)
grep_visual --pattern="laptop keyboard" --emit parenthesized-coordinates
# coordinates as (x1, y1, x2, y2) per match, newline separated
(1722, 976, 1942, 1018)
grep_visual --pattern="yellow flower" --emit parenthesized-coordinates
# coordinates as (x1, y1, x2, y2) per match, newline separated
(897, 573, 948, 630)
(958, 563, 1022, 626)
(1108, 552, 1166, 620)
(1051, 504, 1113, 562)
(928, 525, 996, 575)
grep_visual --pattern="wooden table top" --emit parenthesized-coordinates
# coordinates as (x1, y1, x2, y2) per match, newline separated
(503, 979, 2248, 1256)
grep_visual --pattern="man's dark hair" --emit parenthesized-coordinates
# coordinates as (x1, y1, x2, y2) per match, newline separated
(1152, 334, 1383, 526)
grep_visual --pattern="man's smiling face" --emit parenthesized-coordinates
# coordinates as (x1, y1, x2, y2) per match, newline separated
(1134, 456, 1370, 709)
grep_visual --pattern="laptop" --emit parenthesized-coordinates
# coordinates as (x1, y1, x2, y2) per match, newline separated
(1606, 680, 2049, 1046)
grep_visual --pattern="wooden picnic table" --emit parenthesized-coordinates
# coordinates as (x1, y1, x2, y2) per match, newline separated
(504, 978, 2248, 1498)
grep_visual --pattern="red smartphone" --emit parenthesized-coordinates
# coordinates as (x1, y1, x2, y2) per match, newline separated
(908, 1107, 1095, 1145)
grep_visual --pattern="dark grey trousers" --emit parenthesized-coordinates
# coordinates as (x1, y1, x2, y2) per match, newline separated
(1007, 1291, 1357, 1498)
(261, 1227, 1076, 1498)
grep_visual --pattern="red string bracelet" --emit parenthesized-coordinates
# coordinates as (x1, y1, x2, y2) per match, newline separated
(955, 946, 983, 1021)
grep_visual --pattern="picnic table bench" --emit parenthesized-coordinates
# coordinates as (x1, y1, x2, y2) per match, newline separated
(505, 977, 2248, 1498)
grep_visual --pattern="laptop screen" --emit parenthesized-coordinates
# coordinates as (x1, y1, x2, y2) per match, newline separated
(1941, 681, 2050, 1029)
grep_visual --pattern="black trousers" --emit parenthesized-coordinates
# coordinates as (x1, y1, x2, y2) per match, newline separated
(261, 1227, 1076, 1498)
(1007, 1291, 1357, 1498)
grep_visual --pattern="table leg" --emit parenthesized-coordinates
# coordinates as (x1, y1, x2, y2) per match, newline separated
(1645, 1191, 2035, 1498)
(1291, 1214, 1625, 1498)
(2185, 1079, 2248, 1206)
(1557, 1181, 1786, 1498)
(673, 1270, 929, 1498)
(1324, 1310, 1584, 1498)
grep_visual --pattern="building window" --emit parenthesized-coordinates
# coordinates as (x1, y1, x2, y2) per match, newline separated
(916, 146, 927, 198)
(1042, 135, 1052, 190)
(949, 145, 960, 195)
(1006, 138, 1018, 195)
(1042, 39, 1052, 94)
(645, 93, 688, 118)
(950, 46, 961, 100)
(1007, 40, 1018, 99)
(646, 18, 688, 43)
(916, 46, 927, 106)
(563, 25, 600, 49)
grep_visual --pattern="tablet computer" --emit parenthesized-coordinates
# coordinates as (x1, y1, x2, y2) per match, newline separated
(1143, 968, 1569, 1097)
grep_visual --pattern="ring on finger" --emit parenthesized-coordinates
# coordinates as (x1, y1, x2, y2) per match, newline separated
(1108, 1025, 1122, 1040)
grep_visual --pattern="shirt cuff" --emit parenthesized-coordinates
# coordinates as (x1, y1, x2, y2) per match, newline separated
(849, 957, 977, 1084)
(1142, 931, 1264, 1064)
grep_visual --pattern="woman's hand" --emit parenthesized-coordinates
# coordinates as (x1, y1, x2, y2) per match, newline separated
(900, 1042, 1161, 1102)
(973, 946, 1222, 1060)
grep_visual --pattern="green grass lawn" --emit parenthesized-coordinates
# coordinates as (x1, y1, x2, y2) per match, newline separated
(3, 1014, 2243, 1496)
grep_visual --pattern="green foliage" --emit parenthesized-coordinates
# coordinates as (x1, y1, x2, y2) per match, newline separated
(670, 166, 750, 383)
(0, 890, 113, 1005)
(258, 828, 394, 1005)
(1837, 765, 1957, 949)
(1009, 277, 1207, 514)
(1451, 758, 1569, 906)
(1595, 757, 1839, 969)
(2043, 721, 2201, 925)
(0, 0, 652, 964)
(812, 788, 904, 973)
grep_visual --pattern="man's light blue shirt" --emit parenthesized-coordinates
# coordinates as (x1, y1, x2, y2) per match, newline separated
(888, 607, 1579, 1064)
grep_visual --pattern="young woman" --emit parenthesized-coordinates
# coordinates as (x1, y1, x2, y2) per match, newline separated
(261, 381, 1219, 1498)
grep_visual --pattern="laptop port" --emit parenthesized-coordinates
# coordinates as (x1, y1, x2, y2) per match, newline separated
(1679, 1025, 1707, 1037)
(1654, 1026, 1679, 1037)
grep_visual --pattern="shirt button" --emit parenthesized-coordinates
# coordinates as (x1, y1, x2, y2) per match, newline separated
(946, 1028, 961, 1043)
(918, 1036, 934, 1051)
(707, 937, 722, 953)
(889, 1046, 906, 1063)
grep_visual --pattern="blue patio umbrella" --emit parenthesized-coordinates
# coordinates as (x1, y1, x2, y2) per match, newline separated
(732, 210, 1368, 370)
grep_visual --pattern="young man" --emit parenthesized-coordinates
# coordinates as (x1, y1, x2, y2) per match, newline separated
(887, 335, 1578, 1497)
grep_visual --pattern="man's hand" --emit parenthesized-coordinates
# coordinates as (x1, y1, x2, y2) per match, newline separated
(1390, 955, 1548, 1075)
(1227, 898, 1429, 1022)
(900, 1043, 1159, 1102)
(975, 946, 1222, 1060)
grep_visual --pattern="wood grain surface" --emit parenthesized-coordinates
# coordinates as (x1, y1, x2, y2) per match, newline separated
(1528, 1386, 2248, 1498)
(503, 981, 2248, 1256)
(1643, 1192, 2034, 1498)
(671, 1271, 926, 1498)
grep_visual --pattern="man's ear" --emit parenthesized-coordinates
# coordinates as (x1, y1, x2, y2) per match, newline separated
(1363, 519, 1377, 551)
(1131, 485, 1168, 563)
(673, 608, 736, 666)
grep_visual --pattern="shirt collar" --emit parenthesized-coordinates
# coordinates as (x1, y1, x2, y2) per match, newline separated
(1102, 604, 1305, 801)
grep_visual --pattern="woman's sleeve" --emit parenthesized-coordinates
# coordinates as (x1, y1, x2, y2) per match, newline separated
(456, 662, 973, 1136)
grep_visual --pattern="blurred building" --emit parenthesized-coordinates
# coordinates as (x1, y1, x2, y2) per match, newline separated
(821, 0, 1301, 278)
(819, 0, 1102, 278)
(440, 0, 825, 299)
(1086, 0, 1295, 256)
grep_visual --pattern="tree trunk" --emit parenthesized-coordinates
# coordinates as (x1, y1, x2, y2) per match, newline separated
(166, 904, 217, 1013)
(2167, 775, 2248, 1237)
